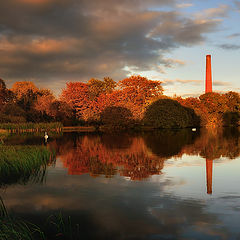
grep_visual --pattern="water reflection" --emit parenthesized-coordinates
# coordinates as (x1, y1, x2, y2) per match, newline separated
(46, 128, 240, 195)
(1, 128, 240, 239)
(206, 159, 213, 194)
(1, 128, 240, 193)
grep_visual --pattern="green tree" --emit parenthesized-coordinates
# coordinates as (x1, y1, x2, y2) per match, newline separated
(143, 99, 200, 128)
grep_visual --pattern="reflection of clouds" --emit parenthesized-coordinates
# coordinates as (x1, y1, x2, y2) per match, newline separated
(0, 168, 234, 239)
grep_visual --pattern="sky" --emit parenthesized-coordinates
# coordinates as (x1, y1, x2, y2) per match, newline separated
(0, 0, 239, 97)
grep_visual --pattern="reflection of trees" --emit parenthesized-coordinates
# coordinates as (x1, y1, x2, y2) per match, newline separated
(143, 129, 199, 158)
(57, 135, 164, 180)
(181, 128, 240, 160)
(52, 128, 240, 180)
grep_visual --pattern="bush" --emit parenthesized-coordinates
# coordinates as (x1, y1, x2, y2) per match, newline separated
(143, 99, 200, 129)
(100, 106, 134, 130)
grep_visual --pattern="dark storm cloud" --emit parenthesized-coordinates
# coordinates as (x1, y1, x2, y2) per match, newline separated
(0, 0, 226, 92)
(218, 43, 240, 50)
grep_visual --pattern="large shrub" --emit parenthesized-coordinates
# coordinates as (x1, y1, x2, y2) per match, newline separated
(143, 99, 200, 128)
(100, 106, 134, 130)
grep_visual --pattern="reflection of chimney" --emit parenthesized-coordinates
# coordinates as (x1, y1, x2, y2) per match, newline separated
(205, 55, 212, 93)
(206, 159, 213, 194)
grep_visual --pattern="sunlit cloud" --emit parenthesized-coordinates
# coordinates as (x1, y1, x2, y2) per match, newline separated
(176, 3, 193, 8)
(195, 4, 230, 19)
(213, 81, 231, 86)
(163, 59, 186, 67)
(162, 79, 202, 86)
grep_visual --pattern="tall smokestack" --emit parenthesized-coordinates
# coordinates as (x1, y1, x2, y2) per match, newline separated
(205, 55, 212, 93)
(206, 159, 213, 194)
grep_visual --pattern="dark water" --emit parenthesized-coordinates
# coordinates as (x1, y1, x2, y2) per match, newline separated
(1, 128, 240, 239)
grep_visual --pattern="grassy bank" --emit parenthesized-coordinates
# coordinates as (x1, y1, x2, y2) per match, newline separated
(0, 122, 63, 133)
(0, 145, 55, 186)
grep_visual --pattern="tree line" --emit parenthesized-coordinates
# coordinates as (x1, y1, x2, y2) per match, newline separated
(0, 76, 239, 128)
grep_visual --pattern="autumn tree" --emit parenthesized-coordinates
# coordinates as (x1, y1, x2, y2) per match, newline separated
(117, 76, 163, 119)
(61, 82, 90, 120)
(12, 81, 38, 99)
(35, 91, 55, 116)
(88, 77, 116, 100)
(199, 92, 228, 126)
(222, 92, 240, 126)
(0, 78, 18, 122)
(48, 100, 75, 124)
(224, 91, 240, 112)
(11, 81, 39, 112)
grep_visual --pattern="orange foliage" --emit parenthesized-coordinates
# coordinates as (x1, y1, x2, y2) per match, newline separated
(58, 136, 164, 180)
(53, 128, 240, 180)
(177, 92, 240, 127)
(11, 81, 39, 100)
(61, 82, 90, 119)
(117, 76, 163, 119)
(60, 76, 163, 122)
(35, 93, 55, 115)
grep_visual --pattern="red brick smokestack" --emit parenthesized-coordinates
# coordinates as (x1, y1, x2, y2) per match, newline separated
(205, 55, 212, 93)
(206, 159, 213, 194)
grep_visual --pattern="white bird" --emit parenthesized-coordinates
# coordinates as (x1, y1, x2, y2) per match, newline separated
(192, 128, 197, 132)
(44, 132, 48, 142)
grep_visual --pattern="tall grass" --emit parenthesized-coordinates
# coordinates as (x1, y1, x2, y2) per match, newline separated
(0, 145, 55, 186)
(0, 122, 63, 133)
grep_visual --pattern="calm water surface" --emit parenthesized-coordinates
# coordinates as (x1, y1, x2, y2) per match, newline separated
(1, 128, 240, 239)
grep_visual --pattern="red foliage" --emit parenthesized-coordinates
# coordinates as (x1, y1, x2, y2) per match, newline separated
(58, 136, 164, 180)
(61, 82, 90, 119)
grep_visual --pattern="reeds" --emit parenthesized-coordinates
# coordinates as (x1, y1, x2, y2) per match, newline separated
(0, 122, 63, 133)
(0, 145, 55, 186)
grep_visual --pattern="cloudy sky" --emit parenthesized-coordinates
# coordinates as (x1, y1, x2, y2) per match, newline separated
(0, 0, 239, 97)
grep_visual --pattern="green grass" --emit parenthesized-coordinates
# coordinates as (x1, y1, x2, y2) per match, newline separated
(0, 122, 63, 132)
(0, 145, 55, 186)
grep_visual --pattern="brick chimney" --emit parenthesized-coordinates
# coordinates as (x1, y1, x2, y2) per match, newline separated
(205, 55, 212, 93)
